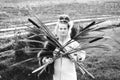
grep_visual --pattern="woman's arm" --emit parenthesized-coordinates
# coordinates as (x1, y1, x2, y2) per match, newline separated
(37, 41, 56, 65)
(66, 41, 86, 61)
(72, 50, 86, 61)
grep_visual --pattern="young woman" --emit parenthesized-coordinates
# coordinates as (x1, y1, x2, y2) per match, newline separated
(38, 15, 86, 80)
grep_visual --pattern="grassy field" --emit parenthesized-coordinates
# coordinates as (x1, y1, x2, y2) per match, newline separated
(0, 1, 120, 80)
(0, 0, 120, 28)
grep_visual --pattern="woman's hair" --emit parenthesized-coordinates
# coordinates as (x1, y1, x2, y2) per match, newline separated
(58, 14, 70, 23)
(58, 22, 70, 29)
(54, 14, 76, 38)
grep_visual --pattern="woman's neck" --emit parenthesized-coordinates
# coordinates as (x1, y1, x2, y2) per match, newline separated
(59, 36, 66, 42)
(58, 35, 70, 43)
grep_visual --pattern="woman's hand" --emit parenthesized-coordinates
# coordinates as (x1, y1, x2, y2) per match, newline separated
(42, 57, 53, 64)
(70, 50, 86, 61)
(77, 50, 86, 61)
(53, 48, 64, 57)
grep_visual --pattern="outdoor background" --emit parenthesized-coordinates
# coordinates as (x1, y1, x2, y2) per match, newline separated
(0, 0, 120, 80)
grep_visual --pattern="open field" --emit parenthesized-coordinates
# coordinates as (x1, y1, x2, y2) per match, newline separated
(0, 0, 120, 80)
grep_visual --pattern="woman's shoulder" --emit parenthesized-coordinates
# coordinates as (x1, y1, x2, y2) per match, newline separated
(44, 41, 56, 51)
(69, 40, 80, 48)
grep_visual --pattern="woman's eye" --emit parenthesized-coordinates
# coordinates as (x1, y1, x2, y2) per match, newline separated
(64, 28, 67, 30)
(60, 28, 62, 30)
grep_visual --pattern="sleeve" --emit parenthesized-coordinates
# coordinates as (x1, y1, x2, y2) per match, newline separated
(0, 44, 13, 52)
(37, 41, 56, 75)
(70, 25, 78, 39)
(37, 41, 56, 58)
(68, 41, 86, 61)
(77, 50, 86, 61)
(37, 41, 56, 65)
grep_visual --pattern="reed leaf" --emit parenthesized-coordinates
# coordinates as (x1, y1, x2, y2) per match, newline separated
(27, 34, 44, 39)
(75, 31, 104, 40)
(76, 62, 95, 79)
(0, 51, 14, 58)
(15, 48, 45, 52)
(28, 17, 66, 53)
(10, 58, 36, 67)
(18, 39, 44, 44)
(90, 20, 120, 31)
(81, 21, 95, 31)
(0, 50, 13, 55)
(67, 44, 112, 54)
(89, 37, 103, 43)
(32, 62, 49, 73)
(37, 66, 47, 76)
(26, 29, 43, 36)
(35, 16, 64, 50)
(73, 20, 106, 40)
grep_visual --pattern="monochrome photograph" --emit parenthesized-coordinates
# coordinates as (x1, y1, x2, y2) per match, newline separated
(0, 0, 120, 80)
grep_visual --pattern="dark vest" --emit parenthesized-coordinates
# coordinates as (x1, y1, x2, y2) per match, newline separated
(38, 25, 78, 80)
(38, 41, 56, 80)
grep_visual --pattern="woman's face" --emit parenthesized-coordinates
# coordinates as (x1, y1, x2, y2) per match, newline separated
(58, 23, 69, 37)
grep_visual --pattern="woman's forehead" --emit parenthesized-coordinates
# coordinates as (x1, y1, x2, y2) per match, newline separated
(59, 25, 67, 29)
(58, 23, 67, 28)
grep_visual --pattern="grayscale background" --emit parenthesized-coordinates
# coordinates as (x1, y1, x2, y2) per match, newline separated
(0, 0, 120, 80)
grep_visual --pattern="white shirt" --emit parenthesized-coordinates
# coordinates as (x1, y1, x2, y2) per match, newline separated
(53, 37, 86, 80)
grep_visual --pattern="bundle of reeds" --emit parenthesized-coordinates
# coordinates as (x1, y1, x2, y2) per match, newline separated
(26, 16, 116, 79)
(5, 15, 120, 80)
